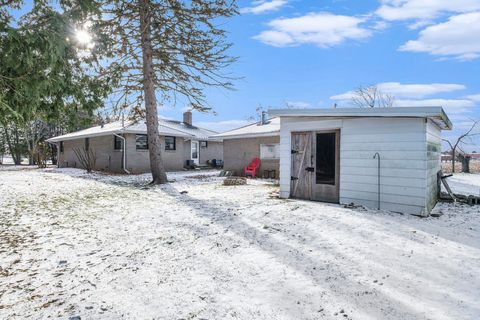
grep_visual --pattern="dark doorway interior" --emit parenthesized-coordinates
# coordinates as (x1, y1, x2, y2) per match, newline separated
(316, 132, 336, 185)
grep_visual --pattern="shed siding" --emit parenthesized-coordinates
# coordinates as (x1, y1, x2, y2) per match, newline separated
(279, 117, 430, 215)
(223, 136, 280, 177)
(426, 119, 441, 212)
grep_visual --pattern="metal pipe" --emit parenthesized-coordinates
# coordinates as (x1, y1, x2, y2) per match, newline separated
(373, 152, 380, 210)
(113, 133, 130, 174)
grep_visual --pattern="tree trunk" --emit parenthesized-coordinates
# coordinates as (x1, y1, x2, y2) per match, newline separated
(139, 0, 168, 184)
(3, 125, 20, 165)
(13, 125, 22, 165)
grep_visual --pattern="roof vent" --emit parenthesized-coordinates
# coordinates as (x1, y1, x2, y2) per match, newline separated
(183, 111, 192, 126)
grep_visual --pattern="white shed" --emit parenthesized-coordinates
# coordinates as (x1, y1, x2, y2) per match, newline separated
(268, 107, 452, 216)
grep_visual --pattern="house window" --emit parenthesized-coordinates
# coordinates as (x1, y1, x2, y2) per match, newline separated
(59, 141, 64, 153)
(136, 134, 148, 150)
(85, 138, 90, 151)
(165, 136, 176, 151)
(200, 141, 208, 148)
(114, 135, 122, 150)
(260, 144, 280, 160)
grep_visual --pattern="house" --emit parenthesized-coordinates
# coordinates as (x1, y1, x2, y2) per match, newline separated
(47, 112, 223, 173)
(213, 115, 280, 177)
(466, 153, 480, 160)
(268, 107, 452, 216)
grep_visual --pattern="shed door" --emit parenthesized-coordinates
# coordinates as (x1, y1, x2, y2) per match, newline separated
(311, 131, 339, 203)
(291, 132, 312, 199)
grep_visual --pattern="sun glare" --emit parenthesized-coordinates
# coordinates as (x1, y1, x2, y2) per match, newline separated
(76, 29, 92, 45)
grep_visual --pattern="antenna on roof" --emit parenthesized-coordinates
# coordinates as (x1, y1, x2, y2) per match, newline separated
(121, 114, 125, 128)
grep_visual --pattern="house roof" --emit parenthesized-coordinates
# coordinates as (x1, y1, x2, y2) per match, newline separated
(212, 117, 280, 139)
(47, 118, 220, 143)
(268, 107, 452, 130)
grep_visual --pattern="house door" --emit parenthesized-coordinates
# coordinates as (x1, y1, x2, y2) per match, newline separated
(191, 140, 199, 165)
(291, 131, 340, 203)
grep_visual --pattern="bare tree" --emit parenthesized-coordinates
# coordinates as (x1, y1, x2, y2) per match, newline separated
(442, 119, 480, 173)
(351, 84, 395, 108)
(73, 147, 97, 173)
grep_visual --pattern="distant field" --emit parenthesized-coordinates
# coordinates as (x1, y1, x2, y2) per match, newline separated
(442, 160, 480, 174)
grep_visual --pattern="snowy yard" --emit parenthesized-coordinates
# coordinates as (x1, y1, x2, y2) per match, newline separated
(1, 167, 479, 320)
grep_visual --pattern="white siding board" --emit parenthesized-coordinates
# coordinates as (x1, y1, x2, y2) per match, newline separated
(341, 132, 425, 143)
(340, 190, 425, 206)
(341, 142, 426, 151)
(341, 175, 426, 188)
(341, 151, 426, 160)
(341, 182, 425, 197)
(340, 166, 425, 178)
(340, 159, 426, 170)
(340, 198, 425, 215)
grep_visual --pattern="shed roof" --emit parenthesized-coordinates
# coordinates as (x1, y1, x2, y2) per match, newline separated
(268, 107, 452, 130)
(212, 117, 280, 139)
(47, 118, 220, 143)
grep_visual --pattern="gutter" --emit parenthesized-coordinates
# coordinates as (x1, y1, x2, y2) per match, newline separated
(113, 133, 130, 174)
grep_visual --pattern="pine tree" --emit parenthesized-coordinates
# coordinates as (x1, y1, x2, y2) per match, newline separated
(93, 0, 238, 184)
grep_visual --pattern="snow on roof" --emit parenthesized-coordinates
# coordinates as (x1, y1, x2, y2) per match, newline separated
(158, 119, 220, 141)
(268, 107, 452, 130)
(47, 118, 220, 143)
(213, 118, 280, 139)
(47, 121, 127, 142)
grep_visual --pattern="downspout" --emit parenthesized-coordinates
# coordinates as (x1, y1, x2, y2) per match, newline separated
(113, 133, 130, 174)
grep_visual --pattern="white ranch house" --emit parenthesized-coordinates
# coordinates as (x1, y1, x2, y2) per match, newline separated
(269, 107, 452, 216)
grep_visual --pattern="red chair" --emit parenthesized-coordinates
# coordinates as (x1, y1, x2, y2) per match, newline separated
(245, 158, 261, 178)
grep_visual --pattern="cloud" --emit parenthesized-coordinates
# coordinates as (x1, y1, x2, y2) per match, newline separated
(465, 94, 480, 102)
(399, 12, 480, 60)
(330, 82, 466, 101)
(376, 0, 480, 22)
(241, 0, 287, 14)
(195, 120, 253, 133)
(330, 82, 478, 116)
(253, 12, 372, 48)
(285, 101, 311, 108)
(395, 99, 476, 114)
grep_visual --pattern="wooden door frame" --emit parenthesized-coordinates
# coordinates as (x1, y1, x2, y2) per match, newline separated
(290, 129, 340, 202)
(310, 129, 340, 203)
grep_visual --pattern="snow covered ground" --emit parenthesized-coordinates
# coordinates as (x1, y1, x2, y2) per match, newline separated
(444, 173, 480, 196)
(0, 167, 479, 320)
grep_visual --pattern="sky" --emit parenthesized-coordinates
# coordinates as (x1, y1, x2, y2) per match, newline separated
(182, 0, 480, 151)
(9, 0, 480, 151)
